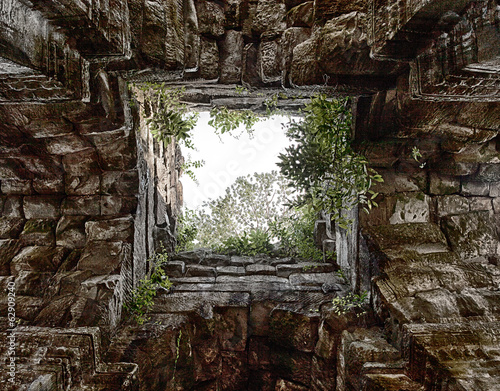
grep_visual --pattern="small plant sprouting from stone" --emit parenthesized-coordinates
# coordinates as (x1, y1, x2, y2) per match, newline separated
(123, 250, 172, 325)
(235, 85, 248, 95)
(331, 291, 368, 317)
(336, 268, 346, 280)
(411, 146, 426, 168)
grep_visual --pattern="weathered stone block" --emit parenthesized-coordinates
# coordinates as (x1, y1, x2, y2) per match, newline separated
(101, 196, 137, 216)
(441, 211, 497, 259)
(62, 148, 101, 175)
(32, 177, 64, 194)
(429, 173, 460, 195)
(161, 261, 185, 278)
(388, 193, 430, 224)
(217, 307, 248, 351)
(93, 134, 136, 171)
(289, 273, 340, 286)
(289, 37, 322, 86)
(0, 217, 24, 238)
(259, 39, 282, 84)
(0, 239, 20, 275)
(413, 288, 460, 322)
(55, 216, 87, 249)
(101, 171, 139, 196)
(78, 241, 130, 275)
(252, 0, 286, 34)
(494, 198, 500, 214)
(199, 38, 220, 80)
(287, 2, 313, 28)
(461, 180, 490, 196)
(2, 196, 23, 218)
(477, 164, 500, 182)
(15, 296, 45, 322)
(216, 266, 245, 276)
(20, 219, 55, 246)
(220, 30, 244, 83)
(0, 179, 32, 194)
(196, 0, 225, 37)
(490, 182, 500, 197)
(186, 264, 217, 277)
(85, 216, 134, 242)
(65, 175, 101, 195)
(24, 196, 61, 219)
(44, 134, 90, 155)
(15, 271, 52, 296)
(469, 197, 492, 212)
(11, 246, 67, 276)
(24, 119, 73, 138)
(437, 195, 469, 217)
(270, 309, 318, 352)
(246, 264, 275, 275)
(62, 196, 100, 216)
(280, 27, 311, 86)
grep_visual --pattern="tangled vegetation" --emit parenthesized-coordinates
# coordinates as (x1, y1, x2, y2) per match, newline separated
(123, 250, 173, 325)
(277, 94, 383, 229)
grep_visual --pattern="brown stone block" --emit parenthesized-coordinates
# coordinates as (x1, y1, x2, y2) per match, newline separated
(2, 196, 23, 218)
(217, 307, 248, 351)
(23, 118, 74, 138)
(197, 0, 225, 37)
(93, 133, 137, 171)
(23, 196, 61, 219)
(11, 246, 68, 276)
(33, 294, 75, 326)
(0, 217, 25, 238)
(44, 134, 92, 155)
(62, 196, 100, 216)
(248, 370, 277, 391)
(269, 309, 319, 352)
(101, 170, 139, 195)
(15, 271, 53, 296)
(65, 175, 101, 195)
(219, 350, 248, 390)
(56, 216, 87, 248)
(100, 196, 137, 216)
(78, 241, 130, 274)
(32, 177, 64, 194)
(0, 179, 32, 195)
(199, 38, 220, 80)
(85, 216, 134, 242)
(19, 219, 56, 246)
(248, 338, 272, 369)
(286, 1, 313, 28)
(275, 379, 308, 391)
(270, 346, 312, 386)
(13, 296, 45, 322)
(0, 239, 20, 275)
(220, 30, 244, 83)
(62, 148, 101, 175)
(252, 0, 286, 34)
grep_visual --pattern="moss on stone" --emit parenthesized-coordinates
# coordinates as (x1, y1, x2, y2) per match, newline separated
(22, 219, 55, 234)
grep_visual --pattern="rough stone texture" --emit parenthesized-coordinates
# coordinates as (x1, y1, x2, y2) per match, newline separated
(0, 0, 499, 390)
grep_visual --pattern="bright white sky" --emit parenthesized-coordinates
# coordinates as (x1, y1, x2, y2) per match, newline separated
(182, 112, 293, 209)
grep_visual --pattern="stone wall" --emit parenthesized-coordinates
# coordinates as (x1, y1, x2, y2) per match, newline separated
(0, 0, 499, 390)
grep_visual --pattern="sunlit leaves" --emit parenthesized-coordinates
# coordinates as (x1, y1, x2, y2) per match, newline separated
(277, 94, 383, 227)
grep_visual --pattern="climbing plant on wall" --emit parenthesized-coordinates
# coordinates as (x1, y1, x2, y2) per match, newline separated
(277, 94, 383, 229)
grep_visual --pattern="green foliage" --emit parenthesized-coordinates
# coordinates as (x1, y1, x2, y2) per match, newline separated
(123, 250, 173, 325)
(411, 146, 426, 168)
(181, 155, 205, 185)
(215, 228, 274, 256)
(208, 106, 260, 137)
(181, 171, 294, 249)
(331, 291, 368, 316)
(176, 210, 198, 253)
(235, 85, 248, 95)
(277, 94, 383, 229)
(179, 171, 327, 261)
(134, 83, 199, 150)
(268, 205, 324, 262)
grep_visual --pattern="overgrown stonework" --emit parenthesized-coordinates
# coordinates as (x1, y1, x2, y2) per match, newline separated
(0, 0, 499, 390)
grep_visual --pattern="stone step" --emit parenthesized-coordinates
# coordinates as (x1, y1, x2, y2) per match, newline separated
(171, 282, 323, 293)
(402, 320, 500, 390)
(366, 223, 449, 254)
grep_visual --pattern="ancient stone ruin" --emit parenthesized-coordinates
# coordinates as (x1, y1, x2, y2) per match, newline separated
(0, 0, 499, 390)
